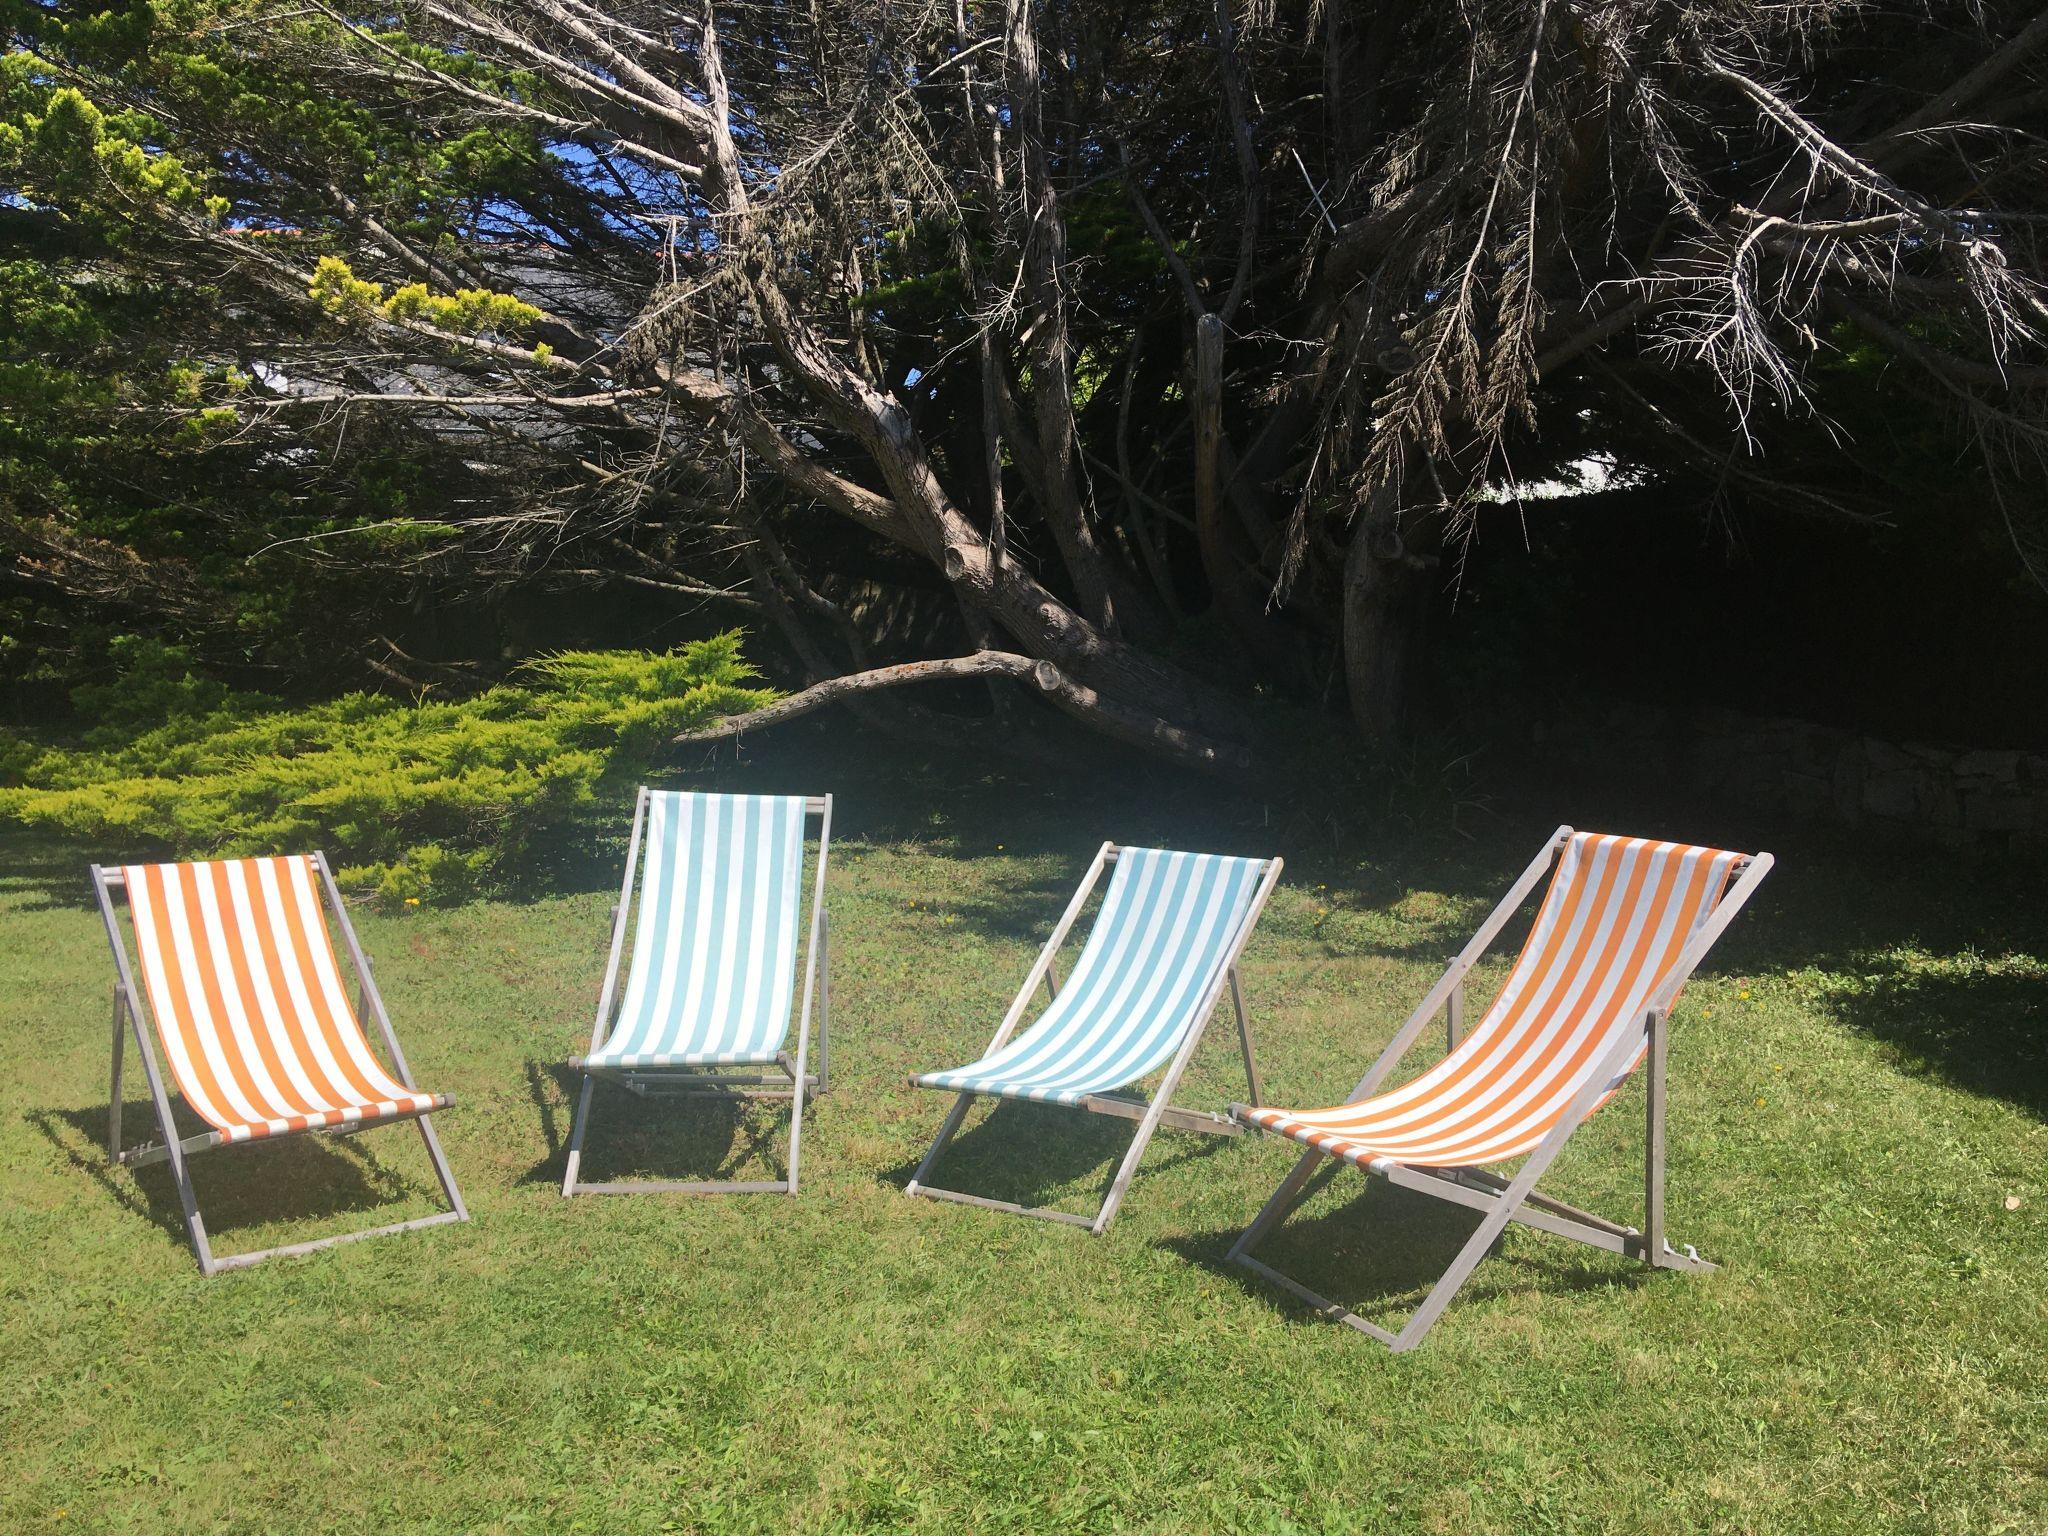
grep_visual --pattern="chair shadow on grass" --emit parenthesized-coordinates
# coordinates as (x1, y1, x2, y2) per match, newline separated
(30, 1100, 442, 1256)
(882, 1095, 1238, 1216)
(519, 1058, 788, 1187)
(1165, 1167, 1653, 1331)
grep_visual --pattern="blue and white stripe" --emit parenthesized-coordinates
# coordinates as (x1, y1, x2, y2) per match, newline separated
(917, 847, 1268, 1105)
(587, 792, 808, 1068)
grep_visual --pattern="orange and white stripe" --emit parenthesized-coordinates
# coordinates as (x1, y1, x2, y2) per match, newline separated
(1242, 834, 1740, 1169)
(120, 855, 444, 1143)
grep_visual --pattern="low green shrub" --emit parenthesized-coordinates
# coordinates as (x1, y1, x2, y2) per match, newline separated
(0, 635, 772, 903)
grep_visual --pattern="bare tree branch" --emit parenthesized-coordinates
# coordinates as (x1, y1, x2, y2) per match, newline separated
(674, 651, 1254, 770)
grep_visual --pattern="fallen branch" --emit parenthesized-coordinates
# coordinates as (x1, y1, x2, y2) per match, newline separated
(672, 651, 1254, 772)
(245, 387, 663, 409)
(554, 567, 756, 603)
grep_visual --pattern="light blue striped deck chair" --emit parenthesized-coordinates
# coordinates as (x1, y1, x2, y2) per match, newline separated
(905, 841, 1283, 1233)
(561, 788, 832, 1196)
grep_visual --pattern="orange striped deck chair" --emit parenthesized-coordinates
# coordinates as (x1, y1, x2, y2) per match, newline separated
(1227, 828, 1772, 1351)
(90, 853, 467, 1274)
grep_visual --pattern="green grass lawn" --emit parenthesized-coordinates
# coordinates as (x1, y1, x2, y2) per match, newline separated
(3, 733, 2045, 1533)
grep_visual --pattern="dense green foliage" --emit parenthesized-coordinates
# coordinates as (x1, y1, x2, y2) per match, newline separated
(7, 0, 2045, 760)
(0, 211, 509, 702)
(0, 5, 576, 703)
(0, 635, 772, 901)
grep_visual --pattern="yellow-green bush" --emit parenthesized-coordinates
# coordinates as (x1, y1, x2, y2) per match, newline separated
(0, 638, 772, 904)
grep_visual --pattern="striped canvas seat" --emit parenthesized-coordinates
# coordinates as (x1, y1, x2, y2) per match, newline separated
(584, 791, 808, 1069)
(1226, 827, 1770, 1350)
(916, 847, 1270, 1105)
(121, 855, 446, 1144)
(1240, 834, 1740, 1170)
(906, 840, 1281, 1233)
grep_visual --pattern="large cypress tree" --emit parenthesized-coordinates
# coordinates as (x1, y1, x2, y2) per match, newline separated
(6, 1, 2044, 762)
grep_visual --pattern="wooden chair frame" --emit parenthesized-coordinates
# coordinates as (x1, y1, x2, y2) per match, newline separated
(560, 789, 832, 1196)
(1228, 828, 1773, 1351)
(91, 854, 468, 1276)
(905, 843, 1283, 1235)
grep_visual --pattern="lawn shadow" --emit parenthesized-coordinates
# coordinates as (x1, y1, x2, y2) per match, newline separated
(1686, 834, 2048, 1118)
(0, 833, 101, 914)
(905, 868, 1105, 949)
(30, 1100, 444, 1257)
(882, 1095, 1239, 1214)
(666, 718, 1332, 871)
(1807, 958, 2048, 1115)
(520, 1059, 790, 1186)
(1166, 1171, 1652, 1334)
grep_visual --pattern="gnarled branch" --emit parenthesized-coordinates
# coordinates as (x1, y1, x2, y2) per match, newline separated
(674, 651, 1254, 772)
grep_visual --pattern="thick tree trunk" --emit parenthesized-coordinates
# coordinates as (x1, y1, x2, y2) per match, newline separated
(1002, 0, 1137, 637)
(1191, 315, 1239, 619)
(1192, 314, 1302, 679)
(1341, 484, 1435, 745)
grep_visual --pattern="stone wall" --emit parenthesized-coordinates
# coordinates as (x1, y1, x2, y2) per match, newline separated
(1535, 702, 2048, 848)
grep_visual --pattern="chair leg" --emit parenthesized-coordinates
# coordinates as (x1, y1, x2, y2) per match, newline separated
(136, 1059, 215, 1274)
(1227, 1159, 1519, 1354)
(783, 1098, 805, 1195)
(785, 1044, 811, 1198)
(122, 1000, 215, 1272)
(1645, 1007, 1667, 1266)
(415, 1113, 468, 1221)
(561, 1076, 596, 1197)
(1090, 1078, 1197, 1236)
(1089, 1122, 1154, 1235)
(1222, 1145, 1401, 1344)
(1386, 1199, 1525, 1352)
(1227, 1146, 1329, 1262)
(904, 1091, 977, 1196)
(108, 985, 128, 1161)
(1228, 967, 1264, 1107)
(816, 919, 830, 1096)
(164, 1156, 217, 1276)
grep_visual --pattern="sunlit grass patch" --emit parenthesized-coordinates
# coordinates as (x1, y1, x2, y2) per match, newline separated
(2, 738, 2044, 1533)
